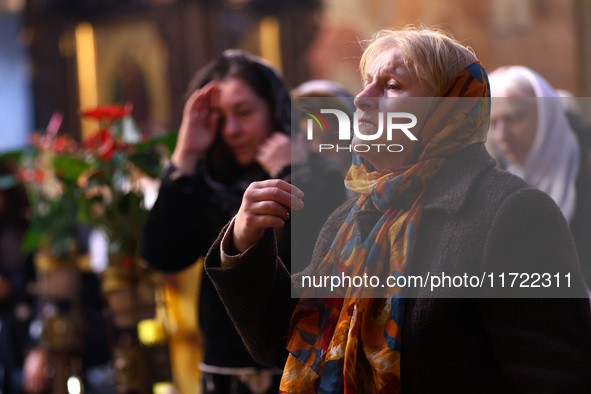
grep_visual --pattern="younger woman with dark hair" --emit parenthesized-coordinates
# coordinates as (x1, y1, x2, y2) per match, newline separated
(142, 49, 344, 393)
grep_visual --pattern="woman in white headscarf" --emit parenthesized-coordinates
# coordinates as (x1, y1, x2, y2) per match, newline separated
(488, 65, 591, 286)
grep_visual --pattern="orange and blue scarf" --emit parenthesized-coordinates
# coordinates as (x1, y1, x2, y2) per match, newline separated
(281, 63, 490, 393)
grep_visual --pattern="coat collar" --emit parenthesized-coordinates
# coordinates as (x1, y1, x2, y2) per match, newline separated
(423, 143, 496, 214)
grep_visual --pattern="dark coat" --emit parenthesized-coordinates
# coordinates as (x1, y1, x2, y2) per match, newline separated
(142, 153, 345, 368)
(205, 143, 591, 392)
(571, 150, 591, 287)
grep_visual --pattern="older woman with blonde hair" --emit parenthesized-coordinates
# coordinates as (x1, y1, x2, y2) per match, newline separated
(205, 27, 591, 392)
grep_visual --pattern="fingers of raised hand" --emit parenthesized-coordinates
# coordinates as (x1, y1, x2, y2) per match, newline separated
(268, 132, 291, 145)
(241, 209, 287, 230)
(245, 180, 304, 211)
(248, 179, 303, 195)
(206, 109, 221, 132)
(249, 200, 290, 221)
(258, 132, 291, 154)
(186, 82, 220, 116)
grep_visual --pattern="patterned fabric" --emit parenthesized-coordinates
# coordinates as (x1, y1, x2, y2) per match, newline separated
(281, 62, 490, 393)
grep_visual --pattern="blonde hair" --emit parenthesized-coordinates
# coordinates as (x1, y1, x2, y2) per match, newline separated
(359, 26, 478, 94)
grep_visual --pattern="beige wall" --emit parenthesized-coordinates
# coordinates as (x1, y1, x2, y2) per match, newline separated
(306, 0, 582, 95)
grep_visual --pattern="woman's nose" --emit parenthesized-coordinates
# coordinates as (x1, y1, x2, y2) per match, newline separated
(354, 83, 380, 111)
(491, 119, 510, 142)
(223, 116, 240, 137)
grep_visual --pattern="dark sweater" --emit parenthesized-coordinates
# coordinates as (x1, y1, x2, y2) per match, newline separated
(205, 143, 591, 392)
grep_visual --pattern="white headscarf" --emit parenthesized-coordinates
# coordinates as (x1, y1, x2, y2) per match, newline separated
(489, 66, 580, 223)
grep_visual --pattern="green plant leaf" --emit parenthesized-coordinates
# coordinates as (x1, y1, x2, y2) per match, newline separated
(134, 131, 178, 155)
(128, 149, 162, 178)
(77, 194, 91, 223)
(0, 149, 29, 162)
(22, 229, 42, 253)
(53, 156, 90, 183)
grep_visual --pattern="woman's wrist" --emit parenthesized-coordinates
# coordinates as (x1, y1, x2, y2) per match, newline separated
(171, 150, 200, 175)
(221, 218, 261, 267)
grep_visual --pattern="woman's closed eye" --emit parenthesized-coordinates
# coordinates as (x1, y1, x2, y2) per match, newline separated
(235, 107, 255, 118)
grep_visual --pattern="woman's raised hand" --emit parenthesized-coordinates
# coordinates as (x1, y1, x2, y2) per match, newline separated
(171, 82, 221, 174)
(233, 179, 304, 253)
(256, 132, 292, 177)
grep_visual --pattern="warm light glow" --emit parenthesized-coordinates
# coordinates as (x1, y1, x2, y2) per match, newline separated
(0, 0, 25, 13)
(75, 22, 98, 140)
(259, 16, 282, 71)
(67, 376, 82, 394)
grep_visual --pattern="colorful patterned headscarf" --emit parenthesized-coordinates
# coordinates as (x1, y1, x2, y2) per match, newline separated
(281, 62, 490, 393)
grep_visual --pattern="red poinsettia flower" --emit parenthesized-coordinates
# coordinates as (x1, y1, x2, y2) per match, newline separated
(30, 133, 52, 150)
(17, 169, 45, 184)
(121, 257, 134, 268)
(16, 169, 29, 183)
(84, 129, 116, 162)
(79, 103, 133, 123)
(33, 169, 45, 183)
(53, 136, 72, 154)
(117, 143, 135, 154)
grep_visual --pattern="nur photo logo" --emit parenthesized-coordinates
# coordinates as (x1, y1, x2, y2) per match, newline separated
(301, 107, 418, 153)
